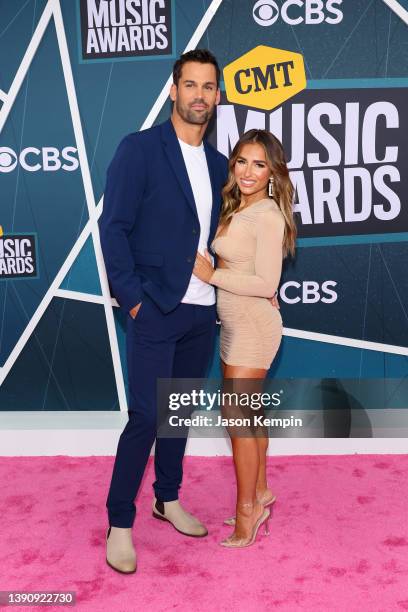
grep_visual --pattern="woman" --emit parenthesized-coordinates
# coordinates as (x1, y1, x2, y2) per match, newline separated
(193, 129, 296, 548)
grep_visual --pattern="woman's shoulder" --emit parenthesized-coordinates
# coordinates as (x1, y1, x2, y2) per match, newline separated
(237, 198, 284, 229)
(253, 199, 284, 221)
(251, 198, 280, 212)
(252, 200, 285, 237)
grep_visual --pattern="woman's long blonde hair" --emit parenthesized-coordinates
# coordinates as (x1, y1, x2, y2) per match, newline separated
(220, 129, 296, 257)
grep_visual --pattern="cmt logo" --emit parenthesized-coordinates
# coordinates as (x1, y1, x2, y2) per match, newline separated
(223, 45, 306, 111)
(280, 281, 338, 304)
(253, 0, 343, 26)
(0, 147, 79, 173)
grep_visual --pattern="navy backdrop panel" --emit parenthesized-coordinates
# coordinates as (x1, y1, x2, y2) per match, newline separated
(0, 0, 407, 421)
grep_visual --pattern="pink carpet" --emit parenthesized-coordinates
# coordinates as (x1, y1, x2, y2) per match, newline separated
(1, 455, 408, 612)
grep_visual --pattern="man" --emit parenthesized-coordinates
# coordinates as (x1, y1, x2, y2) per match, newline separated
(99, 49, 227, 574)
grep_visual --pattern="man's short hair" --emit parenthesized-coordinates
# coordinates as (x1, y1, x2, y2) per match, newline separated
(172, 49, 220, 87)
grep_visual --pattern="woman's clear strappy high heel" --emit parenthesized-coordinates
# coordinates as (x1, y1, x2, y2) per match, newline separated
(223, 490, 276, 526)
(220, 507, 270, 548)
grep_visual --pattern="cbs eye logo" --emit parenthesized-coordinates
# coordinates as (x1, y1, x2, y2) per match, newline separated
(0, 148, 18, 173)
(252, 0, 343, 27)
(253, 0, 280, 26)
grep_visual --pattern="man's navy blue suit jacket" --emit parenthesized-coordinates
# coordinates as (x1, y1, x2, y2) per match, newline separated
(99, 119, 228, 315)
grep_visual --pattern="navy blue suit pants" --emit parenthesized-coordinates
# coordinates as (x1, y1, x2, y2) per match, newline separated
(107, 296, 216, 528)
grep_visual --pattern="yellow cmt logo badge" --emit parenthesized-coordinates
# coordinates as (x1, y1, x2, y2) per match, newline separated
(223, 45, 306, 111)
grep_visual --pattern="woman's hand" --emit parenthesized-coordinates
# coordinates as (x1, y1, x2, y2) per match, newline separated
(193, 250, 215, 283)
(269, 291, 280, 309)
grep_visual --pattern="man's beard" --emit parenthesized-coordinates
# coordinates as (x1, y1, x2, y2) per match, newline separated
(175, 99, 213, 125)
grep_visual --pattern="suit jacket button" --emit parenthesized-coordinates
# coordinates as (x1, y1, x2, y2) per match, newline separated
(187, 257, 192, 263)
(192, 229, 197, 234)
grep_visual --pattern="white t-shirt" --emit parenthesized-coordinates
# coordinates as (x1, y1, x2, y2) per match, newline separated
(178, 138, 215, 306)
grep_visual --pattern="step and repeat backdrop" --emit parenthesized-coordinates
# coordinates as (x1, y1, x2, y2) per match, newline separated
(1, 0, 408, 436)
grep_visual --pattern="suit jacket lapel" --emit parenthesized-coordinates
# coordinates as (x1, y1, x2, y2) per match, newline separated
(161, 119, 198, 220)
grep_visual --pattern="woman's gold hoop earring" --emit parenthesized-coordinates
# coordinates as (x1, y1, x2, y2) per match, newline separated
(268, 177, 274, 198)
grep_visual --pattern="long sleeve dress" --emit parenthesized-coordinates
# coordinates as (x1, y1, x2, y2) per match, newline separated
(211, 198, 285, 369)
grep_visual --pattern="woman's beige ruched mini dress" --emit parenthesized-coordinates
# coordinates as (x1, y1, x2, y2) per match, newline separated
(211, 198, 284, 369)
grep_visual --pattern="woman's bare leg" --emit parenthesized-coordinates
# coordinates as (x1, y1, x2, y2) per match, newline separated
(223, 363, 268, 540)
(256, 435, 269, 497)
